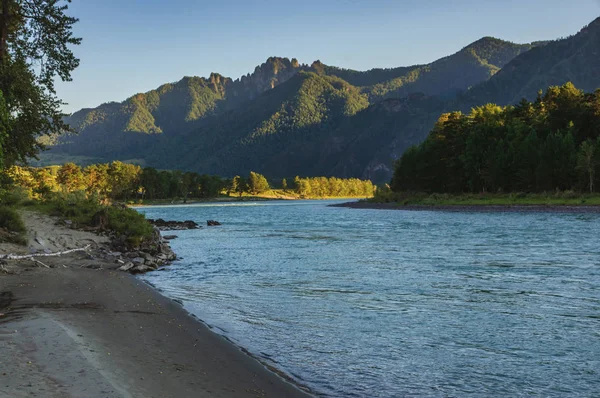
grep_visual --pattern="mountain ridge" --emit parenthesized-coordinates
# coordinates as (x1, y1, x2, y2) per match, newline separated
(45, 19, 600, 183)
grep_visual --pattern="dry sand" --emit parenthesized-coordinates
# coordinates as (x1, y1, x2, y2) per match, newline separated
(0, 211, 312, 398)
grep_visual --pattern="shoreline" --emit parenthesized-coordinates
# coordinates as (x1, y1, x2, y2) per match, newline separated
(0, 265, 313, 397)
(332, 201, 600, 213)
(130, 196, 366, 207)
(140, 278, 312, 394)
(0, 212, 313, 397)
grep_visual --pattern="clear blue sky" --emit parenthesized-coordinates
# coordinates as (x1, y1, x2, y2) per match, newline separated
(56, 0, 600, 113)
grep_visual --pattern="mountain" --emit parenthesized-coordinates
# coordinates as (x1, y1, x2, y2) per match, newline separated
(46, 19, 600, 182)
(462, 17, 600, 106)
(322, 37, 537, 100)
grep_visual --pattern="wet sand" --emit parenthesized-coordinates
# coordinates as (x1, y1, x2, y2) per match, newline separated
(0, 265, 312, 397)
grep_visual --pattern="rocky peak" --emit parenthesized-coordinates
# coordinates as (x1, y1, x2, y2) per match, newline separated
(231, 56, 303, 101)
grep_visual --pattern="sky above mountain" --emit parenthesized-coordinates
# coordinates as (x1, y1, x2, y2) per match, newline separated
(56, 0, 600, 113)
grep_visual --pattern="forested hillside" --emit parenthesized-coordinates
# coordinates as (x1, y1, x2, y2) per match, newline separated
(45, 18, 600, 182)
(392, 83, 600, 193)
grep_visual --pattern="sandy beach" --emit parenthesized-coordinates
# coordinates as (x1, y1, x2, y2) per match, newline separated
(0, 212, 311, 398)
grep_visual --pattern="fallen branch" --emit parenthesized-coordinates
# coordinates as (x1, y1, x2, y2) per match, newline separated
(30, 258, 50, 268)
(0, 245, 91, 260)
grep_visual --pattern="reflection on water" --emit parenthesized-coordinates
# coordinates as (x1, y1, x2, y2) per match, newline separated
(139, 200, 600, 397)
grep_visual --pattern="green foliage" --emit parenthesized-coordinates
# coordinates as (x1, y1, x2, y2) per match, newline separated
(0, 206, 25, 233)
(0, 206, 26, 244)
(0, 0, 81, 166)
(39, 193, 153, 247)
(294, 176, 374, 198)
(5, 163, 228, 202)
(0, 90, 10, 168)
(0, 186, 30, 206)
(392, 83, 600, 194)
(104, 206, 154, 246)
(247, 171, 270, 194)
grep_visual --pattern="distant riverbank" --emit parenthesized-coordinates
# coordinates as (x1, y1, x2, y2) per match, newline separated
(132, 193, 370, 207)
(333, 201, 600, 213)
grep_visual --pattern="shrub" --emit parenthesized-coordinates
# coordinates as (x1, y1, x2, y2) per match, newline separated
(105, 206, 154, 246)
(41, 194, 154, 248)
(0, 206, 26, 233)
(0, 187, 30, 207)
(0, 206, 26, 245)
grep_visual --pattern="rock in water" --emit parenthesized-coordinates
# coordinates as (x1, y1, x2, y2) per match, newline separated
(147, 219, 200, 231)
(207, 220, 221, 226)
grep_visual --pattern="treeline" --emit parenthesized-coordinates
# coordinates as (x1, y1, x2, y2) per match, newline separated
(4, 162, 228, 201)
(392, 83, 600, 193)
(3, 162, 374, 201)
(293, 176, 374, 198)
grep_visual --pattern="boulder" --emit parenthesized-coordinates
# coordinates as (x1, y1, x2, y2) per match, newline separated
(117, 262, 135, 272)
(131, 264, 152, 273)
(132, 257, 145, 265)
(140, 252, 154, 261)
(163, 235, 178, 240)
(207, 220, 221, 226)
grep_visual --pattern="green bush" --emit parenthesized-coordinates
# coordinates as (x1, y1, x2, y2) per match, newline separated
(39, 194, 154, 248)
(0, 206, 26, 244)
(0, 187, 30, 206)
(105, 206, 154, 246)
(0, 206, 26, 233)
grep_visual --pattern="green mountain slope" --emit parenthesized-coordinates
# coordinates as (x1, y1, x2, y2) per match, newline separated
(462, 17, 600, 106)
(321, 37, 537, 100)
(146, 72, 370, 177)
(46, 19, 600, 184)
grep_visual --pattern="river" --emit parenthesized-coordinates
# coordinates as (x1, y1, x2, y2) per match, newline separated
(137, 200, 600, 397)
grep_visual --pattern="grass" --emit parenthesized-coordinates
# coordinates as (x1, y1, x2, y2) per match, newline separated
(370, 191, 600, 206)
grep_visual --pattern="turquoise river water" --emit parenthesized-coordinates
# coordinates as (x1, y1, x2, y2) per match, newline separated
(137, 200, 600, 397)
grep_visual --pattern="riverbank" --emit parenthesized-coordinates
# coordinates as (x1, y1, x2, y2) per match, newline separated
(333, 201, 600, 212)
(0, 212, 311, 397)
(129, 190, 365, 207)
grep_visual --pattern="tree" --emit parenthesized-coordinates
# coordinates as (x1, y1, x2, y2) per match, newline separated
(108, 161, 140, 201)
(281, 178, 287, 191)
(84, 163, 110, 198)
(236, 176, 247, 197)
(577, 139, 597, 193)
(56, 162, 84, 192)
(0, 0, 80, 166)
(247, 171, 269, 194)
(230, 176, 241, 196)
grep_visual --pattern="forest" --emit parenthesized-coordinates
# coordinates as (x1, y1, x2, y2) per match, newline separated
(391, 83, 600, 194)
(3, 162, 374, 202)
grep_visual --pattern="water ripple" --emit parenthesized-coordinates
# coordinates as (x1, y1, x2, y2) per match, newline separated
(139, 200, 600, 397)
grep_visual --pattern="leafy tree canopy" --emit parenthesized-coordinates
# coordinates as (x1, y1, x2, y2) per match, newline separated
(0, 0, 80, 166)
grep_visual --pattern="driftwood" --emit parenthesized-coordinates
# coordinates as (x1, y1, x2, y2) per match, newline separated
(30, 258, 50, 268)
(0, 244, 91, 260)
